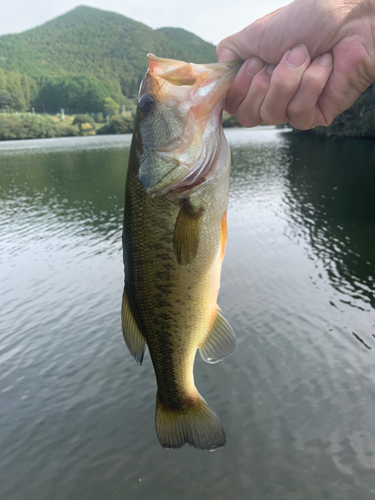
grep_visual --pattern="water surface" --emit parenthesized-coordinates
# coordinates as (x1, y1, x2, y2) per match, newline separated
(1, 130, 375, 499)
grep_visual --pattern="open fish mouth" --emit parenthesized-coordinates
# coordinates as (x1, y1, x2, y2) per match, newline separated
(137, 54, 241, 198)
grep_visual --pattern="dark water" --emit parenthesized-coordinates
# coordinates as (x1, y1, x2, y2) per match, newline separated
(1, 130, 375, 499)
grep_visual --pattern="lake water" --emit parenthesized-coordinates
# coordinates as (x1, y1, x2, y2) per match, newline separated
(1, 129, 375, 499)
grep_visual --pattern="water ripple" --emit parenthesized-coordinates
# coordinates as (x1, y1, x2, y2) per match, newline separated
(1, 132, 375, 500)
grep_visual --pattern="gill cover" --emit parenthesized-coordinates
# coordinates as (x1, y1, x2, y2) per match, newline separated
(137, 54, 240, 198)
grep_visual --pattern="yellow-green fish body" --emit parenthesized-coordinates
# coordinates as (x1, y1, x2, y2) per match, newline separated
(122, 54, 239, 450)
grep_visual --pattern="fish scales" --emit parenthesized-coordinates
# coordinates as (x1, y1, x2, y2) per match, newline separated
(122, 54, 240, 450)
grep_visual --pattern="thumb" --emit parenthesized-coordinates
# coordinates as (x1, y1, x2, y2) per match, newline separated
(217, 26, 263, 63)
(216, 44, 239, 63)
(217, 8, 284, 63)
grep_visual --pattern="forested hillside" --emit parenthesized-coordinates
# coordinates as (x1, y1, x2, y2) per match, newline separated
(0, 5, 217, 113)
(0, 5, 373, 137)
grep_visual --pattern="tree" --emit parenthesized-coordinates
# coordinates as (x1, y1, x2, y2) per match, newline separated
(34, 76, 119, 113)
(0, 92, 13, 109)
(103, 97, 118, 115)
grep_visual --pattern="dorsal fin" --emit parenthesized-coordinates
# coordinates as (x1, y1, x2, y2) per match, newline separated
(121, 288, 146, 365)
(199, 308, 237, 364)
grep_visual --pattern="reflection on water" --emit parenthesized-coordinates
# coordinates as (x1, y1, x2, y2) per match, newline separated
(1, 131, 375, 499)
(283, 133, 375, 312)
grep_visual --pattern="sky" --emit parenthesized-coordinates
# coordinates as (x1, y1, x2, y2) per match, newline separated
(0, 0, 291, 45)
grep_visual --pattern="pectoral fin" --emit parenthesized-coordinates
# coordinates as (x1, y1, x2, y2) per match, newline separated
(121, 288, 146, 365)
(199, 308, 237, 364)
(173, 201, 203, 265)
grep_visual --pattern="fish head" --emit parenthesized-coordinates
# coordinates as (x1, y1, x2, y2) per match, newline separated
(136, 53, 241, 198)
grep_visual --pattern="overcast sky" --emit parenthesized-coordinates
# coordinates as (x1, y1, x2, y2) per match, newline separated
(0, 0, 291, 45)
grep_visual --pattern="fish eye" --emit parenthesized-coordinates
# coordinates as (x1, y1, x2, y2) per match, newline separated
(138, 94, 155, 114)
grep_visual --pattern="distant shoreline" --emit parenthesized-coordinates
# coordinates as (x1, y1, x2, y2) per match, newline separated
(1, 110, 373, 143)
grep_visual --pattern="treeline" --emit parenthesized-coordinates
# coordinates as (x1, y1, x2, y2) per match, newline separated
(0, 69, 38, 111)
(34, 76, 124, 113)
(0, 68, 132, 114)
(0, 113, 133, 141)
(0, 110, 242, 142)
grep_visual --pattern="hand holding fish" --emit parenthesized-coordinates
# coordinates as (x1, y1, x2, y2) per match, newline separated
(217, 0, 375, 130)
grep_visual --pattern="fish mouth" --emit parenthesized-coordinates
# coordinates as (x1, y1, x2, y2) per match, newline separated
(146, 54, 241, 114)
(138, 55, 241, 198)
(146, 54, 241, 83)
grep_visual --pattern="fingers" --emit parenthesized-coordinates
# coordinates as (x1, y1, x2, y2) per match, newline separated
(260, 44, 310, 124)
(315, 36, 375, 126)
(235, 65, 274, 127)
(217, 0, 375, 131)
(234, 44, 311, 127)
(287, 53, 334, 129)
(225, 44, 335, 129)
(224, 57, 267, 115)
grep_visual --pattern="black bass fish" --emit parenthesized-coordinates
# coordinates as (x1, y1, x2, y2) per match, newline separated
(122, 54, 240, 450)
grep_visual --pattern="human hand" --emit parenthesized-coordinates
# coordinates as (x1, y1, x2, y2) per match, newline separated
(217, 0, 375, 129)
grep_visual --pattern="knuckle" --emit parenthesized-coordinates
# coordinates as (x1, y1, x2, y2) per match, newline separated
(289, 120, 312, 131)
(224, 93, 240, 116)
(287, 104, 313, 129)
(216, 36, 238, 61)
(216, 39, 228, 57)
(237, 109, 261, 128)
(287, 101, 304, 119)
(239, 116, 262, 128)
(264, 116, 286, 126)
(225, 103, 238, 116)
(261, 105, 286, 125)
(251, 74, 270, 94)
(319, 115, 334, 127)
(302, 72, 325, 92)
(270, 74, 297, 95)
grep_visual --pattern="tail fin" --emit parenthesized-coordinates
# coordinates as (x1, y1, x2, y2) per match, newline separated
(155, 393, 226, 451)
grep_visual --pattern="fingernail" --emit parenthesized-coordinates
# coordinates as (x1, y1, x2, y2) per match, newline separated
(318, 52, 333, 67)
(266, 64, 275, 75)
(246, 56, 265, 79)
(286, 44, 309, 68)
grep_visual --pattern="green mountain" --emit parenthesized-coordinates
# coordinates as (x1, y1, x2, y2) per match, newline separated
(0, 5, 217, 113)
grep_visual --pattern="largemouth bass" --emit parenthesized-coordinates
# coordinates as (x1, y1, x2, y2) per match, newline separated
(122, 54, 240, 451)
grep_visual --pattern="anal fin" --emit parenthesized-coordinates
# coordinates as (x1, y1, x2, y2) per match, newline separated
(199, 308, 237, 364)
(121, 288, 146, 365)
(173, 201, 203, 265)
